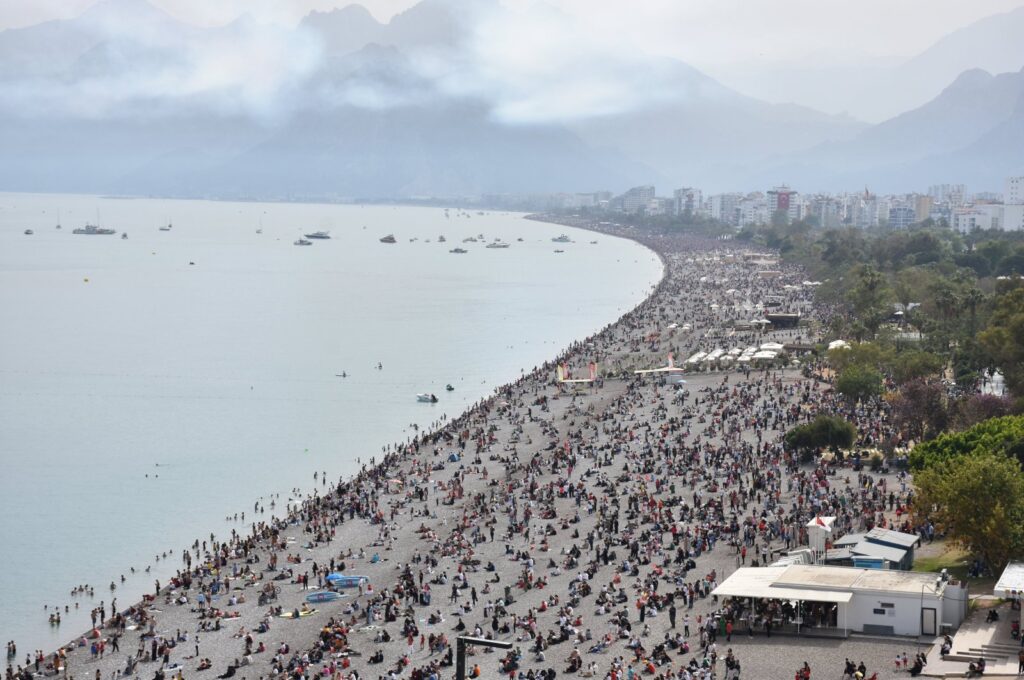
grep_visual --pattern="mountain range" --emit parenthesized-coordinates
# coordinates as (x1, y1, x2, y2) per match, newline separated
(0, 0, 1020, 198)
(709, 5, 1024, 124)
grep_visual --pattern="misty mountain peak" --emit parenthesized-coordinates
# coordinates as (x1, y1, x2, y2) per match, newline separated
(304, 4, 381, 28)
(949, 68, 994, 88)
(80, 0, 172, 26)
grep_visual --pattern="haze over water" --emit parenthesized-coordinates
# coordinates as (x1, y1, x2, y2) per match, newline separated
(0, 194, 662, 655)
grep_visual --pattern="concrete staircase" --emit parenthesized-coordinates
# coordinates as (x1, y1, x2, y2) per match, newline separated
(923, 603, 1022, 677)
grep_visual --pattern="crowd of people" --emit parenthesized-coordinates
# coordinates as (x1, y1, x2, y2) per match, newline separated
(6, 225, 920, 680)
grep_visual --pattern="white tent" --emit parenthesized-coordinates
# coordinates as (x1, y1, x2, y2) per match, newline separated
(995, 563, 1024, 598)
(760, 342, 785, 351)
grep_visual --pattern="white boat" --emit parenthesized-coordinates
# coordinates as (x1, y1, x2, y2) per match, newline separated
(416, 393, 438, 403)
(450, 247, 468, 254)
(159, 223, 172, 231)
(304, 231, 330, 239)
(552, 234, 571, 243)
(294, 238, 312, 246)
(486, 242, 510, 249)
(24, 229, 33, 235)
(380, 234, 396, 244)
(462, 237, 478, 243)
(73, 224, 116, 235)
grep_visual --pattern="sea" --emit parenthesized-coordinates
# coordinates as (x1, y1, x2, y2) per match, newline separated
(0, 193, 663, 656)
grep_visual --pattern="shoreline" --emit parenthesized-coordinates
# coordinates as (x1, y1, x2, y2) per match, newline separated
(9, 217, 918, 680)
(8, 214, 668, 665)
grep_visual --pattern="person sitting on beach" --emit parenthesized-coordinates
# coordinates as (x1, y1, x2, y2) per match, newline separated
(217, 660, 237, 679)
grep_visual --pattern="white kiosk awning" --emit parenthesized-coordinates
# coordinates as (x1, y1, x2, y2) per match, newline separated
(712, 567, 853, 604)
(995, 562, 1024, 598)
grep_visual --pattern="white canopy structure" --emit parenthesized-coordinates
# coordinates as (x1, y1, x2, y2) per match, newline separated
(995, 563, 1024, 598)
(711, 567, 853, 604)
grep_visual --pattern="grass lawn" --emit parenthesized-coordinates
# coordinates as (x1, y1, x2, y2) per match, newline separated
(914, 543, 999, 595)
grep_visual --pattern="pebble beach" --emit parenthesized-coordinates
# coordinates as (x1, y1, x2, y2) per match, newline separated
(6, 221, 920, 680)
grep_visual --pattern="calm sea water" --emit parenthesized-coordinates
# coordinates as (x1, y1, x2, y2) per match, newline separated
(0, 193, 662, 655)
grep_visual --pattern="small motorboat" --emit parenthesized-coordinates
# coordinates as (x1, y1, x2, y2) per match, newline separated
(73, 224, 116, 235)
(449, 248, 468, 254)
(159, 223, 172, 231)
(486, 242, 510, 249)
(380, 234, 396, 244)
(294, 238, 312, 246)
(121, 232, 128, 239)
(304, 231, 330, 239)
(554, 249, 565, 253)
(552, 234, 571, 243)
(416, 393, 439, 403)
(24, 229, 33, 235)
(445, 384, 454, 391)
(438, 235, 447, 242)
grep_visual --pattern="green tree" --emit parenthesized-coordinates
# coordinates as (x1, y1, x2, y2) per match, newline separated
(908, 414, 1024, 470)
(785, 416, 857, 460)
(890, 379, 949, 442)
(835, 364, 884, 404)
(979, 286, 1024, 398)
(914, 450, 1024, 570)
(848, 265, 893, 338)
(951, 394, 1017, 430)
(889, 350, 944, 384)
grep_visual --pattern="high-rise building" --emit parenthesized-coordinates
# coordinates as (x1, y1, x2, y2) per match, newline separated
(737, 195, 769, 226)
(928, 184, 966, 206)
(914, 195, 934, 223)
(619, 185, 656, 214)
(807, 196, 841, 228)
(673, 187, 702, 216)
(1007, 177, 1024, 205)
(708, 194, 742, 225)
(767, 186, 800, 223)
(952, 205, 1003, 232)
(888, 206, 916, 230)
(853, 189, 879, 228)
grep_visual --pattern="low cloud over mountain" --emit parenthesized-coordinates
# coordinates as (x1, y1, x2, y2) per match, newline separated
(0, 0, 1020, 197)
